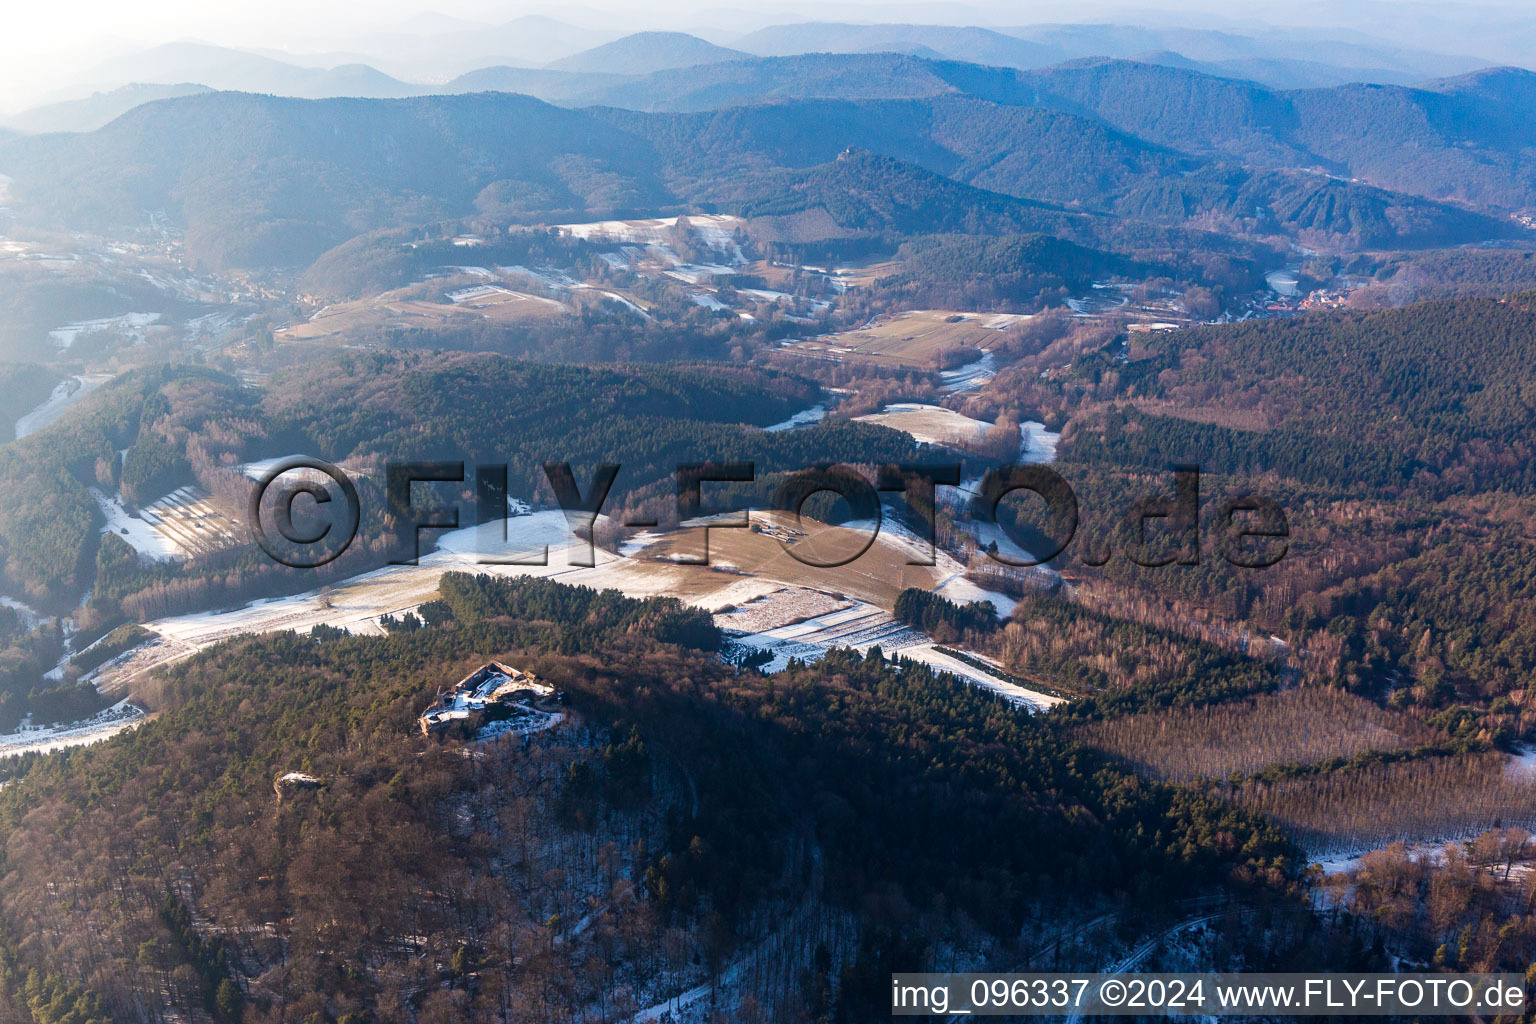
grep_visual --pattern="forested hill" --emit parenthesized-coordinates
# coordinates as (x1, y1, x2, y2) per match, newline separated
(0, 574, 1294, 1020)
(0, 354, 922, 610)
(615, 55, 1536, 212)
(1004, 60, 1536, 212)
(598, 96, 1194, 204)
(711, 150, 1092, 238)
(1063, 292, 1536, 494)
(0, 65, 1528, 270)
(0, 92, 676, 268)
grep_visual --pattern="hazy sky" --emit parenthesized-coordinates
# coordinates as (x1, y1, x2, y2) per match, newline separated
(2, 0, 1532, 113)
(14, 0, 1527, 53)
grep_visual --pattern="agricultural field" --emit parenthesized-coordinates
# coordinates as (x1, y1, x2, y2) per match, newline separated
(817, 258, 901, 290)
(277, 281, 570, 342)
(787, 309, 1029, 368)
(853, 402, 994, 446)
(124, 513, 747, 647)
(1075, 687, 1439, 782)
(94, 484, 239, 561)
(554, 214, 747, 248)
(135, 508, 1052, 708)
(138, 486, 240, 558)
(713, 585, 854, 633)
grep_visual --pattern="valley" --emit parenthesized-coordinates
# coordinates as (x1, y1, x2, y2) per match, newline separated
(0, 11, 1533, 1022)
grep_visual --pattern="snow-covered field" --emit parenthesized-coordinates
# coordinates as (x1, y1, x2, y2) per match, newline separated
(598, 291, 651, 319)
(721, 596, 1060, 710)
(555, 214, 745, 247)
(237, 454, 313, 480)
(446, 284, 512, 303)
(1266, 269, 1300, 297)
(500, 265, 584, 291)
(898, 645, 1064, 711)
(763, 404, 826, 432)
(143, 512, 702, 651)
(1019, 420, 1061, 464)
(854, 403, 993, 446)
(49, 312, 160, 349)
(714, 586, 854, 632)
(0, 596, 44, 629)
(91, 484, 237, 561)
(664, 264, 736, 285)
(933, 421, 1061, 567)
(940, 350, 996, 391)
(0, 699, 146, 757)
(723, 600, 920, 668)
(840, 507, 1022, 617)
(134, 503, 1059, 709)
(15, 373, 115, 439)
(91, 488, 186, 561)
(139, 486, 238, 557)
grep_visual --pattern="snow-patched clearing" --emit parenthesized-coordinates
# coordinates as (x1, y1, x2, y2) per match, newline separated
(139, 486, 238, 557)
(1019, 420, 1060, 464)
(500, 264, 585, 291)
(49, 312, 160, 349)
(91, 488, 185, 561)
(664, 264, 737, 285)
(1312, 843, 1446, 877)
(137, 504, 1065, 713)
(1506, 743, 1536, 780)
(143, 511, 701, 651)
(854, 403, 992, 447)
(617, 530, 665, 557)
(714, 586, 854, 633)
(15, 373, 115, 439)
(598, 291, 652, 319)
(0, 699, 146, 757)
(446, 284, 512, 303)
(898, 645, 1063, 711)
(713, 569, 1059, 710)
(91, 484, 237, 561)
(762, 404, 826, 432)
(940, 350, 996, 392)
(556, 214, 745, 248)
(0, 596, 44, 629)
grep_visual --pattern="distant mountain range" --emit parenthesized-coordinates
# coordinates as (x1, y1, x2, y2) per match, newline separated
(67, 42, 424, 101)
(4, 16, 1515, 134)
(1, 83, 213, 135)
(731, 21, 1488, 81)
(0, 68, 1524, 271)
(547, 32, 751, 76)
